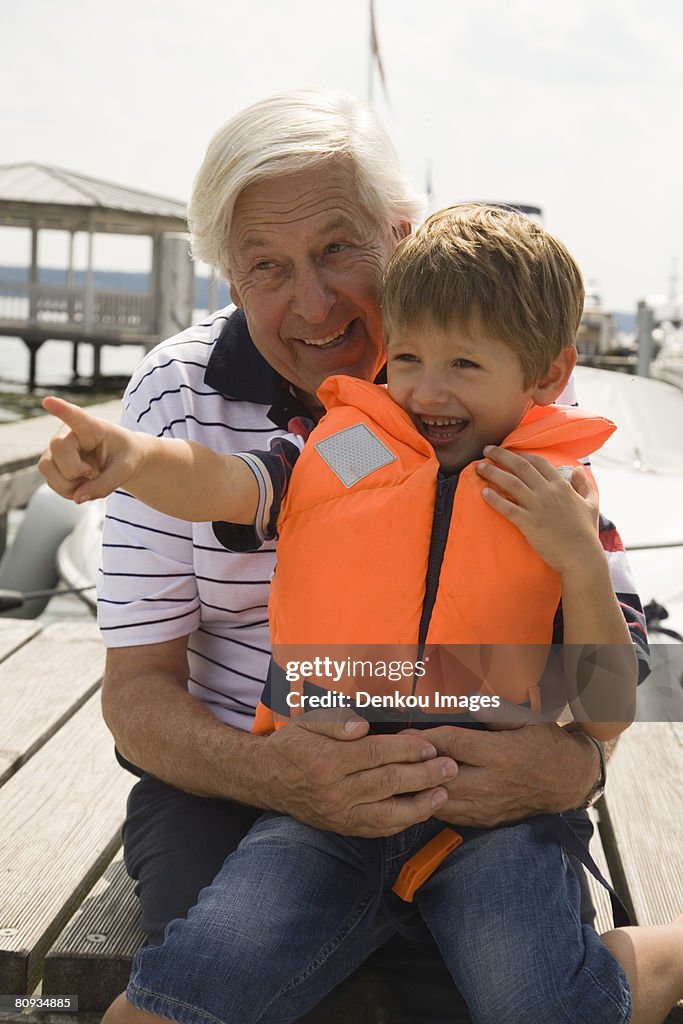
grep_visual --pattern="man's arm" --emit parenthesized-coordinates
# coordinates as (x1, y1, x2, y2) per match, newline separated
(40, 396, 259, 524)
(102, 641, 459, 838)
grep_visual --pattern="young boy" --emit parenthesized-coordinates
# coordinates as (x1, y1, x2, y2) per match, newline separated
(42, 206, 683, 1024)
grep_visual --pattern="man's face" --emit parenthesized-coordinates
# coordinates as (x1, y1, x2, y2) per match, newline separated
(387, 319, 551, 474)
(228, 163, 398, 408)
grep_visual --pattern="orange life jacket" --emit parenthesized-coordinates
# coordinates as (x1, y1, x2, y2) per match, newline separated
(253, 374, 615, 735)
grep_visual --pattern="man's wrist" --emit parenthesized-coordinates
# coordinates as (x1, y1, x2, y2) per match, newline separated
(578, 734, 606, 808)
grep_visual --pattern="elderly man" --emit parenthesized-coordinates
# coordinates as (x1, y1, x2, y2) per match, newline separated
(41, 90, 645, 1024)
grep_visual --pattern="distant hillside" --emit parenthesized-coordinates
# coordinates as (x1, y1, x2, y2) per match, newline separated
(613, 311, 635, 333)
(0, 265, 230, 310)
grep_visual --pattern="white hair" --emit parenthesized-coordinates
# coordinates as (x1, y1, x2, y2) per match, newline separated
(187, 89, 424, 279)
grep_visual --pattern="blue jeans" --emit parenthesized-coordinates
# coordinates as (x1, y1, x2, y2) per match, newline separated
(127, 813, 632, 1024)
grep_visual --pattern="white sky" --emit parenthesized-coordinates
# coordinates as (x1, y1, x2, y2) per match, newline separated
(1, 0, 681, 311)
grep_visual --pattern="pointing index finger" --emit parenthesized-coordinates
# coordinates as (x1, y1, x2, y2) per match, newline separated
(42, 396, 107, 452)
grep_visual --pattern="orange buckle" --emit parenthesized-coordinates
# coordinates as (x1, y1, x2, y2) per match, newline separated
(392, 827, 463, 903)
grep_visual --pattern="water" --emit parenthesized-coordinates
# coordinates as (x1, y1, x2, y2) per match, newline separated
(0, 335, 143, 387)
(0, 336, 138, 420)
(0, 308, 211, 417)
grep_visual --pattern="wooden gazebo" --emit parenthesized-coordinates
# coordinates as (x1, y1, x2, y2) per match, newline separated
(0, 163, 194, 388)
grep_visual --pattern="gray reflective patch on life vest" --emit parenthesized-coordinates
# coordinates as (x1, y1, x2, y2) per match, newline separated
(314, 424, 396, 488)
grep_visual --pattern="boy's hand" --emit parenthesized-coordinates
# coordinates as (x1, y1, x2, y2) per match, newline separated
(39, 396, 146, 503)
(476, 446, 602, 575)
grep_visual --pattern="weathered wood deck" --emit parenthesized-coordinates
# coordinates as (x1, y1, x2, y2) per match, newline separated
(0, 619, 680, 1022)
(0, 620, 134, 1017)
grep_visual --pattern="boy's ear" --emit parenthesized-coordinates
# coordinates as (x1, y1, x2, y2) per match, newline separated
(229, 283, 243, 309)
(531, 346, 577, 406)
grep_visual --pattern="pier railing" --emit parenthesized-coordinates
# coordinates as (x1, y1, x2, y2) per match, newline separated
(0, 281, 154, 335)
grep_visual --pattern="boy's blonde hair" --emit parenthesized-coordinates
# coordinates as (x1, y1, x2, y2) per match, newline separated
(383, 204, 584, 386)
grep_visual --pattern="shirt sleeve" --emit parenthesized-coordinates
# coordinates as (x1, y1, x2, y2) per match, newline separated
(213, 421, 311, 552)
(552, 513, 650, 684)
(597, 512, 650, 683)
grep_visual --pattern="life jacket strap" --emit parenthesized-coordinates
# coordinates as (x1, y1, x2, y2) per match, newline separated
(529, 813, 632, 928)
(391, 814, 631, 929)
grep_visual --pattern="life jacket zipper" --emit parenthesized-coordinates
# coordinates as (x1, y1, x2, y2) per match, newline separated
(410, 472, 460, 713)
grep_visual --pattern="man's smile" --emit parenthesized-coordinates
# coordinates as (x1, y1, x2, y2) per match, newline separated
(295, 322, 354, 348)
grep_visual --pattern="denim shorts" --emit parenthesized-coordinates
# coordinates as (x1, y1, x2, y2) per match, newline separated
(126, 812, 632, 1024)
(122, 773, 468, 1022)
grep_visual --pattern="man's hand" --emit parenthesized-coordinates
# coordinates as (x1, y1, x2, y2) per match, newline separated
(412, 718, 600, 828)
(104, 648, 458, 838)
(256, 711, 459, 838)
(39, 396, 147, 503)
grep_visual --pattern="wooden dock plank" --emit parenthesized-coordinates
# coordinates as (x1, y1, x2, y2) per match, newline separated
(586, 806, 617, 935)
(0, 622, 105, 786)
(43, 855, 143, 1011)
(0, 693, 132, 995)
(0, 618, 41, 661)
(600, 723, 683, 928)
(599, 732, 683, 1024)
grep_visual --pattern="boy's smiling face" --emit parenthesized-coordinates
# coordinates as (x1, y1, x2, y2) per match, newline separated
(386, 319, 571, 474)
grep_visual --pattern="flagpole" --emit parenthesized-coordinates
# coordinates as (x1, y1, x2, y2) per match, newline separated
(368, 0, 389, 105)
(368, 0, 374, 102)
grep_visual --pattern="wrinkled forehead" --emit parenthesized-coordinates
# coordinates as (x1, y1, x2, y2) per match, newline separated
(228, 162, 386, 254)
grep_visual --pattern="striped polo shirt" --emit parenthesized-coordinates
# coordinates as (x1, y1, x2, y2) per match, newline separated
(98, 306, 304, 730)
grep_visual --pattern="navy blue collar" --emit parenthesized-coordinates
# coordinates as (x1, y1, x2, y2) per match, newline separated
(202, 309, 305, 429)
(204, 308, 281, 405)
(204, 307, 386, 430)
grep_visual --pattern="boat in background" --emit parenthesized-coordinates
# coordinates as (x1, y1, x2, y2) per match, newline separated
(577, 287, 619, 361)
(573, 367, 683, 722)
(574, 366, 683, 626)
(56, 496, 104, 613)
(643, 268, 683, 390)
(651, 324, 683, 391)
(575, 287, 639, 374)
